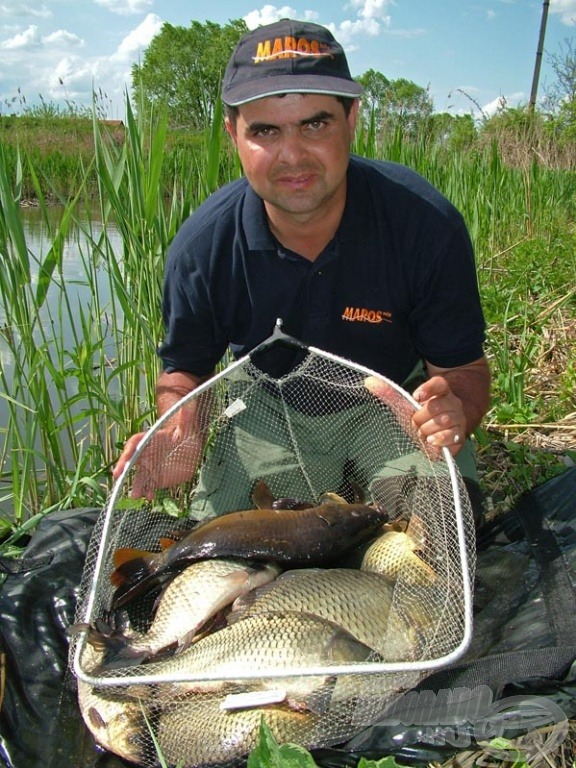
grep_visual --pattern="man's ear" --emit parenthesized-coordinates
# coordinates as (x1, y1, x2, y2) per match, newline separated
(348, 98, 360, 138)
(224, 116, 237, 145)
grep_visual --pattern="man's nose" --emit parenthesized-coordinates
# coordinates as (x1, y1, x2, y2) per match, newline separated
(277, 129, 307, 163)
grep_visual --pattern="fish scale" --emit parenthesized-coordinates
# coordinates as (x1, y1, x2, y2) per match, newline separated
(125, 610, 377, 703)
(229, 567, 413, 659)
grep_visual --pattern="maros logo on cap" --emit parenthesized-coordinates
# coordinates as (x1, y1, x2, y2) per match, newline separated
(254, 37, 334, 63)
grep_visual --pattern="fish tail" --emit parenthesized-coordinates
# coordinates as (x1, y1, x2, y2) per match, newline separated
(111, 547, 157, 585)
(110, 548, 165, 608)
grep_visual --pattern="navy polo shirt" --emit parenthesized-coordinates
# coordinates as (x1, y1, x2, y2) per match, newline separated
(159, 155, 485, 385)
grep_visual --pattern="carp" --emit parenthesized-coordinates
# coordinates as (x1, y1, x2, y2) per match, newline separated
(84, 558, 280, 668)
(125, 610, 378, 708)
(110, 481, 387, 608)
(76, 643, 150, 763)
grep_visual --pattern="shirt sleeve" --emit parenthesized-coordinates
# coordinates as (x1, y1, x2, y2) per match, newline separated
(408, 218, 486, 369)
(157, 229, 228, 377)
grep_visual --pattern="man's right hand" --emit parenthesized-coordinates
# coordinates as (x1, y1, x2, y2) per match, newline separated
(112, 423, 203, 501)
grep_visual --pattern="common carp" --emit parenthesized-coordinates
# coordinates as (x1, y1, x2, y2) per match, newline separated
(110, 486, 388, 608)
(229, 567, 420, 661)
(157, 696, 325, 768)
(85, 559, 280, 668)
(360, 529, 437, 585)
(126, 610, 379, 706)
(77, 643, 150, 763)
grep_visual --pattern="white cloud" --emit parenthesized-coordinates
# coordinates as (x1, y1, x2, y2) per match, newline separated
(0, 1, 51, 18)
(110, 12, 163, 62)
(349, 0, 392, 23)
(93, 0, 153, 16)
(242, 2, 390, 45)
(1, 23, 42, 48)
(50, 55, 92, 96)
(1, 12, 162, 117)
(481, 91, 524, 117)
(550, 0, 576, 25)
(245, 5, 302, 29)
(1, 24, 83, 50)
(333, 16, 382, 45)
(43, 29, 84, 47)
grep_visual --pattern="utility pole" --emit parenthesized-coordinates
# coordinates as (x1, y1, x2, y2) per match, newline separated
(529, 0, 550, 111)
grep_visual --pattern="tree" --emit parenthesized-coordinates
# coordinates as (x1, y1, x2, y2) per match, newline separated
(543, 37, 576, 143)
(356, 69, 391, 125)
(132, 19, 247, 129)
(426, 112, 477, 152)
(357, 69, 434, 138)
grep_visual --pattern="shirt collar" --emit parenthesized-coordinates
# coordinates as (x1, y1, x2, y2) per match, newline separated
(243, 185, 277, 251)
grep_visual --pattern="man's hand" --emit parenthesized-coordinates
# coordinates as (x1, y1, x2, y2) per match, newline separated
(365, 356, 490, 458)
(112, 369, 213, 500)
(412, 376, 467, 456)
(112, 424, 204, 501)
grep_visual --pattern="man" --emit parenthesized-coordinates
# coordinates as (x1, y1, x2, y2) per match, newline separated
(114, 18, 490, 521)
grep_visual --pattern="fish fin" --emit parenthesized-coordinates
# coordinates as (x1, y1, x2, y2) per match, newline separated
(227, 570, 322, 623)
(126, 640, 180, 666)
(286, 677, 337, 715)
(79, 621, 149, 671)
(112, 547, 155, 575)
(110, 574, 164, 610)
(110, 549, 160, 599)
(227, 592, 258, 623)
(252, 478, 275, 509)
(158, 537, 177, 550)
(192, 610, 229, 641)
(349, 480, 365, 504)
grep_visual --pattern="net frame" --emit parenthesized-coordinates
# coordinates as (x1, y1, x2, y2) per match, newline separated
(71, 323, 475, 693)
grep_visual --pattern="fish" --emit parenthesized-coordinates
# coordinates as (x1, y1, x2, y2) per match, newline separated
(156, 696, 326, 768)
(85, 559, 281, 669)
(360, 529, 438, 586)
(110, 485, 388, 608)
(229, 567, 415, 661)
(76, 642, 150, 763)
(125, 610, 378, 706)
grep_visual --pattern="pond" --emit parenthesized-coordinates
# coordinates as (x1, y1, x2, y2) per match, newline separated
(0, 206, 125, 517)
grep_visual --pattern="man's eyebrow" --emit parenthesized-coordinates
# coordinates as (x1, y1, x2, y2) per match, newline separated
(246, 110, 336, 133)
(301, 110, 335, 124)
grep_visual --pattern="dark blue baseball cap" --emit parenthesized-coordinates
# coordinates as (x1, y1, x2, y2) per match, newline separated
(222, 18, 363, 106)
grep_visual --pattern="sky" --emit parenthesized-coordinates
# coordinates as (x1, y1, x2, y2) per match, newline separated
(1, 0, 575, 120)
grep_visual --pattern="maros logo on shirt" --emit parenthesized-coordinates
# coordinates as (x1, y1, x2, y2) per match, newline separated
(253, 37, 334, 63)
(342, 307, 392, 324)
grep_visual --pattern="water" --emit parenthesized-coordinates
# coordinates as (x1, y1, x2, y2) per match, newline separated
(0, 206, 123, 513)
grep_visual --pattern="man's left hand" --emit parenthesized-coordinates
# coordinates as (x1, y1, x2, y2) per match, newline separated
(412, 376, 466, 456)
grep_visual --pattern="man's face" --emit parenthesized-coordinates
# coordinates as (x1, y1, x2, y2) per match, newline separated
(225, 93, 358, 224)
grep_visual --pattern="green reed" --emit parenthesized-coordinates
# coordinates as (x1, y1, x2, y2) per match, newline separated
(0, 98, 237, 543)
(0, 108, 574, 537)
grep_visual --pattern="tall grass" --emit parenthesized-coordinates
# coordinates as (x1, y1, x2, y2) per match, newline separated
(0, 98, 237, 546)
(0, 108, 575, 542)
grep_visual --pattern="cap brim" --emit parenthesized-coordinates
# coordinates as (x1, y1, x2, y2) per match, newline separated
(222, 75, 363, 106)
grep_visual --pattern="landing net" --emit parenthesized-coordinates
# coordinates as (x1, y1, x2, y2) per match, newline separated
(70, 329, 476, 767)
